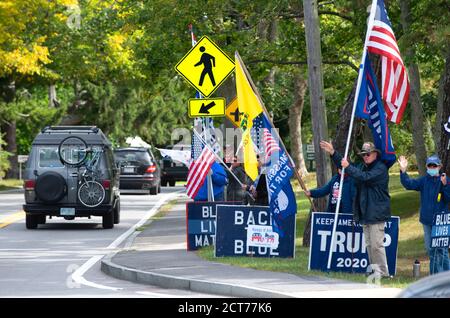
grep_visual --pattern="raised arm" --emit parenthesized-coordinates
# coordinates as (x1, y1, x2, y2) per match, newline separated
(441, 174, 450, 202)
(320, 141, 342, 168)
(398, 156, 423, 191)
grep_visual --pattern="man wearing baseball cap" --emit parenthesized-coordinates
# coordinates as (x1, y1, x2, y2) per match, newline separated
(320, 140, 391, 278)
(399, 154, 450, 274)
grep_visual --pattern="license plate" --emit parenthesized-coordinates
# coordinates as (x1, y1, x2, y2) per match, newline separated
(123, 167, 134, 173)
(60, 208, 75, 216)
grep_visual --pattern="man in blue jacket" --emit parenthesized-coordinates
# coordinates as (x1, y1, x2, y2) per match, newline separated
(305, 168, 355, 214)
(194, 162, 228, 201)
(399, 154, 450, 274)
(321, 140, 391, 278)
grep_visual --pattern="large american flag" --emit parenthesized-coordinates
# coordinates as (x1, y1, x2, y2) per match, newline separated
(366, 0, 410, 124)
(186, 145, 215, 199)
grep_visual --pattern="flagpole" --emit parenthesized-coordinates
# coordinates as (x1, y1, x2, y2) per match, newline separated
(193, 128, 256, 201)
(326, 0, 378, 270)
(235, 51, 316, 211)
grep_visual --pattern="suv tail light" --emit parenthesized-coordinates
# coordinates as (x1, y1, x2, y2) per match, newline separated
(24, 180, 35, 190)
(146, 165, 156, 173)
(102, 180, 111, 190)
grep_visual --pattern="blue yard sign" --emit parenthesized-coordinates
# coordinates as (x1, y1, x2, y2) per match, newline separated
(186, 201, 242, 250)
(431, 211, 450, 248)
(215, 204, 295, 258)
(309, 212, 399, 276)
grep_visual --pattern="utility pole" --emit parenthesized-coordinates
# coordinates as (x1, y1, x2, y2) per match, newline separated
(303, 0, 331, 210)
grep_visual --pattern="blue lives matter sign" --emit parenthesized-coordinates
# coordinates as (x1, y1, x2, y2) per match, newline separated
(431, 211, 450, 248)
(309, 212, 399, 276)
(186, 201, 242, 251)
(215, 205, 295, 258)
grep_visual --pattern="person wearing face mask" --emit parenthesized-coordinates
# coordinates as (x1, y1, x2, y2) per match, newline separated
(399, 154, 450, 274)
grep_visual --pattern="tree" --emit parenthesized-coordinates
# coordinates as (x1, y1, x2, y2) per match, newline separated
(0, 0, 69, 178)
(289, 70, 309, 175)
(438, 51, 450, 173)
(303, 0, 331, 210)
(400, 0, 427, 175)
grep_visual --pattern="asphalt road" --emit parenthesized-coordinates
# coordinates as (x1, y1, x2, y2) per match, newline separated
(0, 187, 220, 298)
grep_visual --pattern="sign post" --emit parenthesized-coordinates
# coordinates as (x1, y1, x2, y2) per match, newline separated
(18, 155, 28, 180)
(225, 97, 241, 128)
(175, 36, 235, 97)
(188, 98, 225, 118)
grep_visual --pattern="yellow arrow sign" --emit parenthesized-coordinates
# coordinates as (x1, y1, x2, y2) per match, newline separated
(188, 98, 226, 118)
(175, 36, 235, 97)
(225, 97, 241, 127)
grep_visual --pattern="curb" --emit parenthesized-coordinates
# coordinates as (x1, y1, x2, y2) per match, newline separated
(100, 196, 293, 298)
(100, 253, 292, 298)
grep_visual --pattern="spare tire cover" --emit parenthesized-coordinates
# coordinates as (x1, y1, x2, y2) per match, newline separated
(35, 171, 67, 203)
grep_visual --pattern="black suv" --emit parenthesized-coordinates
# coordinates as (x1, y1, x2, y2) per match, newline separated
(23, 126, 121, 229)
(160, 156, 188, 187)
(114, 147, 161, 195)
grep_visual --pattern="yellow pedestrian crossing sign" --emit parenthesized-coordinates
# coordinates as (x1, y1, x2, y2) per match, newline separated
(225, 97, 241, 127)
(175, 36, 235, 97)
(188, 98, 225, 118)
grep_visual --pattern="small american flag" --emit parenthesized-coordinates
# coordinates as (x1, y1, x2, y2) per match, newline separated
(205, 118, 222, 157)
(188, 24, 197, 46)
(186, 146, 215, 199)
(367, 0, 410, 124)
(251, 114, 263, 152)
(191, 117, 204, 160)
(263, 127, 281, 162)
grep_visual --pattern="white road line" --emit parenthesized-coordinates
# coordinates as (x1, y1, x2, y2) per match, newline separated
(71, 190, 184, 291)
(135, 291, 185, 298)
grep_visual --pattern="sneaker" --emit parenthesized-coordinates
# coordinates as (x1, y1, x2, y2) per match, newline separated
(381, 275, 394, 280)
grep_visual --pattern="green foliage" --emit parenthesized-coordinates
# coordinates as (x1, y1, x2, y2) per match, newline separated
(0, 0, 446, 160)
(15, 97, 67, 155)
(0, 133, 11, 178)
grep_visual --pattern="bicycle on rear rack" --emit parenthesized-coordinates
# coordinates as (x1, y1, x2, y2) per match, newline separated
(58, 135, 105, 208)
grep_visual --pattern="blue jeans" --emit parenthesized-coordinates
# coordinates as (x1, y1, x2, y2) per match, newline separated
(423, 224, 450, 274)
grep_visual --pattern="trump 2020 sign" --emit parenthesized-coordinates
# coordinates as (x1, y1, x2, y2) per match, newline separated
(215, 205, 295, 258)
(309, 212, 399, 276)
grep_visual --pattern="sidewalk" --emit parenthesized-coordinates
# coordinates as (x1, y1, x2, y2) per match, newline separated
(101, 197, 402, 298)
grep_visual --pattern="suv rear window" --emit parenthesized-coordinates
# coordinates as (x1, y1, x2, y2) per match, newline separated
(114, 150, 152, 165)
(38, 147, 64, 168)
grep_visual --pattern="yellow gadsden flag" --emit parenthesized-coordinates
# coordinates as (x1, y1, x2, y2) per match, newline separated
(235, 52, 264, 181)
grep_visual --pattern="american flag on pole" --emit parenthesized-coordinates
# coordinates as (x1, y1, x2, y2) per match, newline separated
(263, 126, 281, 162)
(366, 0, 410, 124)
(186, 145, 215, 199)
(188, 23, 197, 46)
